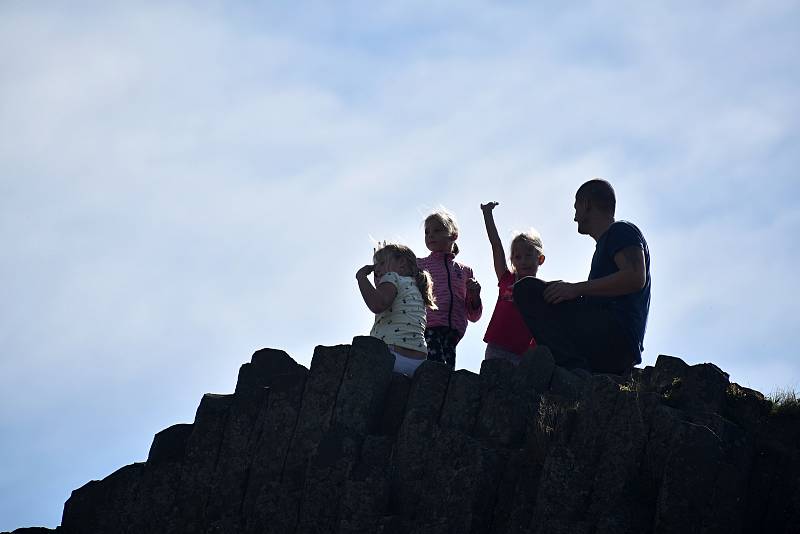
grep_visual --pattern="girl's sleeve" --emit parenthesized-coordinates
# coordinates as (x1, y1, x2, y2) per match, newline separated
(466, 266, 483, 322)
(378, 272, 401, 288)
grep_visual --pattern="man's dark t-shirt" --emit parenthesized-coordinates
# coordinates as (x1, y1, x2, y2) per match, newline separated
(587, 221, 650, 364)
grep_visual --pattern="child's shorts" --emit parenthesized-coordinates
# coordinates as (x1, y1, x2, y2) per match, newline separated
(389, 348, 426, 377)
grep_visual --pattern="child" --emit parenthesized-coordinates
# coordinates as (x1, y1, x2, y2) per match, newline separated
(356, 243, 437, 376)
(481, 201, 545, 364)
(417, 209, 482, 369)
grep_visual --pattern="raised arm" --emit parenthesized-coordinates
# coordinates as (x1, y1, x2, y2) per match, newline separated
(481, 202, 508, 281)
(356, 265, 398, 313)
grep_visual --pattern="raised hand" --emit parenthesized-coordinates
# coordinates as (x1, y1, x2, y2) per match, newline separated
(481, 201, 499, 212)
(466, 277, 481, 298)
(543, 281, 581, 304)
(356, 264, 374, 279)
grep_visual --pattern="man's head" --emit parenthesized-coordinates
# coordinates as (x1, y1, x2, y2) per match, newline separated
(574, 179, 616, 236)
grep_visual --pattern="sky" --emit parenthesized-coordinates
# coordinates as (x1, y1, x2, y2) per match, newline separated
(1, 0, 798, 530)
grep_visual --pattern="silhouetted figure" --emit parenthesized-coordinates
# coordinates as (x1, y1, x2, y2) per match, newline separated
(513, 179, 650, 374)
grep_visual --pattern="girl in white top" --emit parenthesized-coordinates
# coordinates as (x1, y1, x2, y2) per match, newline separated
(356, 243, 437, 376)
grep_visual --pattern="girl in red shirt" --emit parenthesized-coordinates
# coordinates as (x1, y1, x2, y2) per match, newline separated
(481, 202, 545, 364)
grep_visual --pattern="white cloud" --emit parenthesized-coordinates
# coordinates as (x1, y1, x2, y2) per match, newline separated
(1, 0, 799, 530)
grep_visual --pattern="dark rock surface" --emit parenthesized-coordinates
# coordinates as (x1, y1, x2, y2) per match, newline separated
(8, 337, 799, 533)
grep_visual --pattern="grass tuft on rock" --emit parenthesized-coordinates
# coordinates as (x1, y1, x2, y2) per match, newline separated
(768, 388, 800, 417)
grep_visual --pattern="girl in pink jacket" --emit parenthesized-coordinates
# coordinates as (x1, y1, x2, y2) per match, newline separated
(417, 210, 482, 368)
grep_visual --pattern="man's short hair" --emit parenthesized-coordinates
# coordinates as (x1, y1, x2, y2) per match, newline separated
(576, 179, 616, 215)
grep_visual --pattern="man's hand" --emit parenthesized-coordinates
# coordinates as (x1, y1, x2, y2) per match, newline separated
(543, 280, 581, 304)
(356, 265, 374, 279)
(467, 278, 481, 300)
(481, 202, 499, 212)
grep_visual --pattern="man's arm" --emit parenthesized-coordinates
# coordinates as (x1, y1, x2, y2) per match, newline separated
(544, 245, 646, 304)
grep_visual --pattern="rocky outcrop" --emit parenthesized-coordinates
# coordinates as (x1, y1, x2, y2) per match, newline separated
(8, 337, 800, 533)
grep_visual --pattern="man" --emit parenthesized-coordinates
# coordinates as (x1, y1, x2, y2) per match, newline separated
(513, 179, 650, 374)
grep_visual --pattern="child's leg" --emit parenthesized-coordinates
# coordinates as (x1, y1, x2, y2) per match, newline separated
(425, 326, 460, 369)
(425, 326, 448, 365)
(442, 328, 461, 367)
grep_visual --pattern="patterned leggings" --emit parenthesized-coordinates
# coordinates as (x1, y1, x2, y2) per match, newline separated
(425, 326, 462, 368)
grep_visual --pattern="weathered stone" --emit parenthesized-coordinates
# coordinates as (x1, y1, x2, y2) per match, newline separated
(548, 365, 589, 401)
(524, 377, 612, 529)
(235, 348, 306, 395)
(24, 343, 800, 534)
(337, 435, 394, 533)
(653, 424, 718, 532)
(146, 423, 193, 466)
(651, 410, 752, 534)
(476, 359, 525, 446)
(724, 382, 771, 434)
(680, 362, 730, 414)
(284, 343, 350, 479)
(744, 440, 800, 533)
(5, 528, 60, 533)
(585, 387, 661, 533)
(239, 344, 349, 534)
(517, 345, 556, 395)
(438, 369, 480, 433)
(61, 463, 144, 534)
(333, 336, 395, 435)
(652, 354, 690, 391)
(510, 346, 561, 450)
(117, 424, 195, 534)
(415, 426, 508, 533)
(392, 359, 451, 515)
(168, 393, 235, 533)
(380, 373, 411, 436)
(494, 448, 533, 534)
(185, 350, 308, 532)
(240, 373, 308, 534)
(295, 425, 362, 534)
(127, 460, 184, 534)
(202, 386, 270, 532)
(632, 364, 654, 390)
(530, 445, 591, 529)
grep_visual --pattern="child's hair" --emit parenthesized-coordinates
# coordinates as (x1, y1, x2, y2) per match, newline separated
(374, 243, 437, 309)
(424, 209, 460, 255)
(510, 229, 544, 260)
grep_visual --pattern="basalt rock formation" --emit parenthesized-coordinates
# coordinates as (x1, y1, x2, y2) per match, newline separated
(8, 336, 799, 533)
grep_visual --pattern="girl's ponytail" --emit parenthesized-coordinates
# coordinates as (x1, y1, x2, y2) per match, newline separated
(415, 269, 437, 310)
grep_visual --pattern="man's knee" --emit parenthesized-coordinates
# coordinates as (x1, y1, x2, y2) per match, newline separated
(512, 276, 547, 312)
(589, 345, 637, 375)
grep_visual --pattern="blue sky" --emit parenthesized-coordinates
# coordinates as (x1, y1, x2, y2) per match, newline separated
(1, 0, 799, 529)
